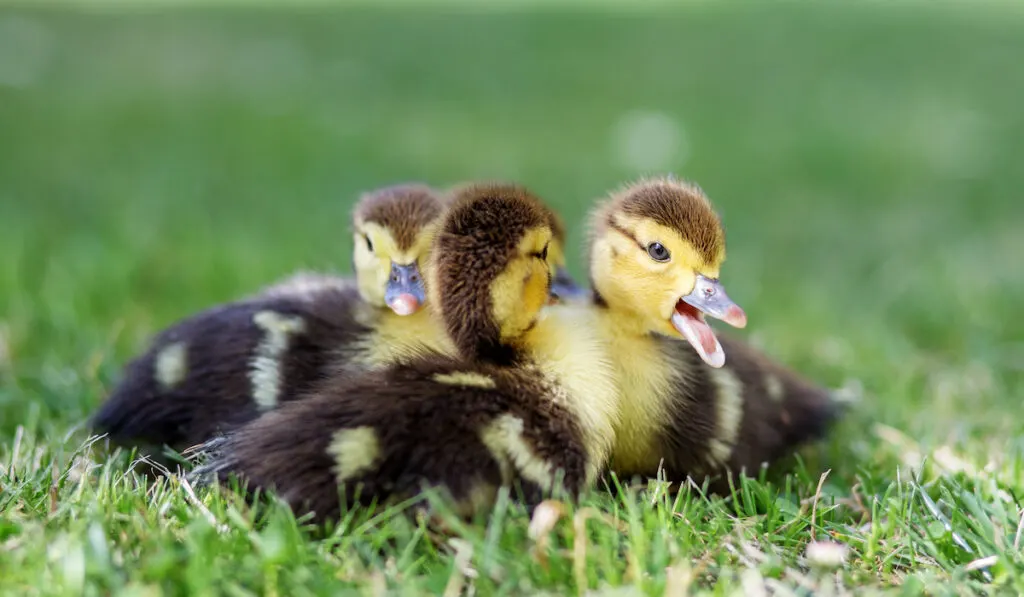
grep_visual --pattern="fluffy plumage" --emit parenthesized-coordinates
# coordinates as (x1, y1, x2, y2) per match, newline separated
(92, 185, 452, 458)
(197, 356, 590, 521)
(194, 183, 620, 523)
(352, 183, 444, 252)
(587, 176, 840, 487)
(93, 280, 369, 456)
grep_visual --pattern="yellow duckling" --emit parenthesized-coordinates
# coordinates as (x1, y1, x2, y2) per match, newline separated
(584, 177, 840, 484)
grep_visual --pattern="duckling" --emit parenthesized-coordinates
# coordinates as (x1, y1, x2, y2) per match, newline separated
(585, 177, 840, 485)
(193, 183, 621, 522)
(91, 183, 454, 458)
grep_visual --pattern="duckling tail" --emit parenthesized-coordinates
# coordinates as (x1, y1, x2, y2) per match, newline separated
(714, 334, 845, 476)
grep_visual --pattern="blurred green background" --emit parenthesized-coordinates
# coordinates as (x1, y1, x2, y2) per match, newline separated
(1, 0, 1023, 472)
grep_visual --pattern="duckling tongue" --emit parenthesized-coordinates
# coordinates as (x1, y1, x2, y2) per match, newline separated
(387, 293, 421, 316)
(670, 305, 725, 368)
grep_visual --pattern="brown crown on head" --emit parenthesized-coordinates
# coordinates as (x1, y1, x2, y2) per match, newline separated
(433, 182, 553, 364)
(592, 177, 725, 267)
(547, 209, 567, 245)
(352, 183, 446, 251)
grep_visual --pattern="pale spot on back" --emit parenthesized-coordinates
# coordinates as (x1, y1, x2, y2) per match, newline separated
(706, 367, 745, 467)
(250, 311, 307, 411)
(328, 426, 381, 482)
(764, 374, 784, 402)
(154, 341, 188, 390)
(432, 371, 496, 389)
(259, 271, 353, 302)
(479, 414, 556, 492)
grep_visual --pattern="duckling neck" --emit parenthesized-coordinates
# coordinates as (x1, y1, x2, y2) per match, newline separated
(352, 302, 456, 368)
(591, 294, 655, 339)
(520, 306, 621, 483)
(590, 298, 683, 475)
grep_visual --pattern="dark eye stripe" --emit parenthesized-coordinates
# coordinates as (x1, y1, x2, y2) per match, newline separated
(605, 216, 646, 251)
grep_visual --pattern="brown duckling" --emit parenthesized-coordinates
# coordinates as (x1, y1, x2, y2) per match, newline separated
(193, 183, 621, 522)
(91, 183, 453, 458)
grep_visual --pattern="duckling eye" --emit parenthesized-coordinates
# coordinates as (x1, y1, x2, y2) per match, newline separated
(364, 234, 374, 253)
(646, 242, 671, 262)
(540, 244, 549, 261)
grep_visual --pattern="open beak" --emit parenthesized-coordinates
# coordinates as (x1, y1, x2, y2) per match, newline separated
(384, 262, 426, 316)
(670, 274, 747, 368)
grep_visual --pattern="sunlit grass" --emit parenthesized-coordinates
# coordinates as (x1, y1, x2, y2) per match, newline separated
(1, 2, 1023, 594)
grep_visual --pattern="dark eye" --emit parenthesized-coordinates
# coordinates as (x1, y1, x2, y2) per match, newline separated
(647, 242, 670, 262)
(364, 234, 374, 252)
(540, 244, 549, 261)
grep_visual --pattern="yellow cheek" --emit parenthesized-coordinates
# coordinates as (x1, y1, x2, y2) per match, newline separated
(492, 259, 550, 340)
(522, 263, 550, 318)
(353, 245, 388, 305)
(548, 241, 566, 268)
(675, 268, 697, 297)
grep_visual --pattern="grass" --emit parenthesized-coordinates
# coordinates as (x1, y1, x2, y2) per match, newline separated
(1, 1, 1023, 594)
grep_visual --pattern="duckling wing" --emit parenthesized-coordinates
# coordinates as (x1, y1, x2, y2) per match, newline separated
(192, 358, 591, 523)
(715, 333, 842, 473)
(650, 332, 842, 488)
(91, 280, 369, 460)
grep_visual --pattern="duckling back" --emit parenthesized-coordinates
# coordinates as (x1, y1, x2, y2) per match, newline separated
(91, 185, 452, 459)
(92, 277, 371, 456)
(713, 334, 841, 476)
(195, 355, 592, 522)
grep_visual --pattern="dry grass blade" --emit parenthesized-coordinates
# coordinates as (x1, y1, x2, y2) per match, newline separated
(443, 538, 476, 597)
(965, 555, 998, 572)
(663, 560, 695, 597)
(175, 472, 228, 534)
(810, 470, 831, 540)
(572, 508, 599, 596)
(528, 500, 565, 569)
(49, 461, 59, 515)
(1015, 508, 1024, 552)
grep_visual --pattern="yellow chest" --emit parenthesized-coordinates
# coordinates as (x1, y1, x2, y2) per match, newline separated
(351, 306, 457, 370)
(596, 314, 682, 476)
(525, 306, 622, 484)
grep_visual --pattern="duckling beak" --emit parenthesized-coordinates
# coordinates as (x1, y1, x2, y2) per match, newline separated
(670, 274, 747, 368)
(548, 266, 588, 305)
(384, 262, 427, 316)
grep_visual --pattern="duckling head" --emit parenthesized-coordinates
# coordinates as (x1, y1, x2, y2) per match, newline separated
(588, 176, 747, 368)
(352, 184, 446, 316)
(429, 182, 556, 364)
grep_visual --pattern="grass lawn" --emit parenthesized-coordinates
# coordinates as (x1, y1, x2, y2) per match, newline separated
(2, 1, 1024, 594)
